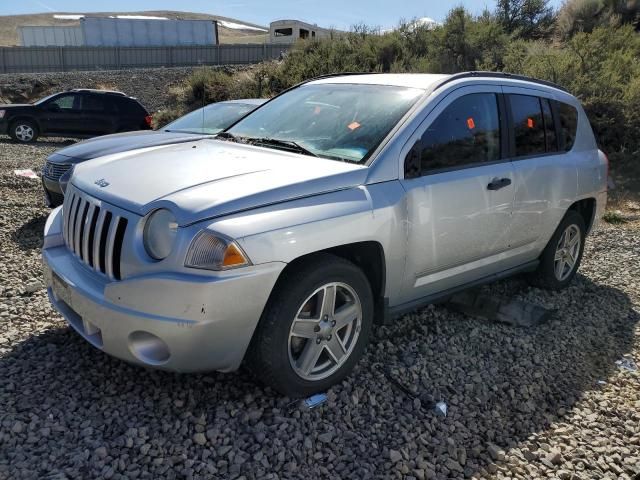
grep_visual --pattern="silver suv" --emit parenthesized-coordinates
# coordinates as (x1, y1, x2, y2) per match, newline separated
(42, 72, 608, 396)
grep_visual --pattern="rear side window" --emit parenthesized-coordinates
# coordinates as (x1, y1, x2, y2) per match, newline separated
(509, 94, 545, 157)
(557, 101, 578, 151)
(82, 95, 105, 111)
(113, 97, 147, 116)
(416, 93, 501, 173)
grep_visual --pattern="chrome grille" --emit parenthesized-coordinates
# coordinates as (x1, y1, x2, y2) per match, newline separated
(62, 189, 128, 281)
(43, 161, 72, 181)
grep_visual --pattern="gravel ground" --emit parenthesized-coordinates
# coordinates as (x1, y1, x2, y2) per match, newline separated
(0, 138, 639, 480)
(0, 66, 248, 113)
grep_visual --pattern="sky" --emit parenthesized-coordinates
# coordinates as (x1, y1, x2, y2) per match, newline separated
(1, 0, 565, 31)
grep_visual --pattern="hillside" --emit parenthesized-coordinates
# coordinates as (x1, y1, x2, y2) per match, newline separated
(0, 10, 269, 46)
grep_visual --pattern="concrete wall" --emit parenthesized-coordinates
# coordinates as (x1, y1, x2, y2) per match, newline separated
(269, 20, 331, 44)
(0, 44, 290, 74)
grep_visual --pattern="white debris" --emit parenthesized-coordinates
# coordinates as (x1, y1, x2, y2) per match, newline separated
(218, 20, 267, 32)
(111, 15, 169, 20)
(14, 169, 38, 179)
(53, 14, 85, 20)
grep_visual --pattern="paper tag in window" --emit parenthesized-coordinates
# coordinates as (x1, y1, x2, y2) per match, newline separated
(527, 118, 535, 128)
(348, 122, 361, 131)
(466, 118, 475, 129)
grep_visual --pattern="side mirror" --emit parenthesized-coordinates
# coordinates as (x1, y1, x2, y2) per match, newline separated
(404, 140, 422, 179)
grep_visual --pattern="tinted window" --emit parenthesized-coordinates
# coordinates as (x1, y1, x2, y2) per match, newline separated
(509, 94, 545, 157)
(416, 93, 501, 173)
(541, 98, 557, 152)
(50, 94, 78, 110)
(557, 102, 578, 151)
(113, 97, 146, 115)
(82, 95, 105, 111)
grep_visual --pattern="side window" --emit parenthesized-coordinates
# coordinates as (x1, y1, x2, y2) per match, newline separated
(557, 101, 578, 151)
(509, 94, 545, 157)
(81, 94, 106, 111)
(49, 94, 78, 111)
(541, 98, 558, 152)
(414, 93, 501, 174)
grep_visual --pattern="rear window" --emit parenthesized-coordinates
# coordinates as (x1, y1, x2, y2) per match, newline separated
(557, 101, 578, 151)
(509, 94, 546, 157)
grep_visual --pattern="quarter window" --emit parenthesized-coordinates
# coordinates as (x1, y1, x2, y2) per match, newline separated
(509, 94, 545, 157)
(557, 101, 578, 151)
(415, 93, 501, 174)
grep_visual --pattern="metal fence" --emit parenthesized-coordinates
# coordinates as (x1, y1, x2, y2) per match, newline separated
(0, 44, 290, 74)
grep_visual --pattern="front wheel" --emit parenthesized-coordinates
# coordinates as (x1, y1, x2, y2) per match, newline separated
(529, 210, 586, 290)
(10, 120, 38, 143)
(247, 254, 373, 397)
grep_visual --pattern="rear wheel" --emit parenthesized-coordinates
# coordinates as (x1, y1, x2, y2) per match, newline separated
(10, 120, 38, 143)
(529, 210, 586, 290)
(247, 254, 373, 397)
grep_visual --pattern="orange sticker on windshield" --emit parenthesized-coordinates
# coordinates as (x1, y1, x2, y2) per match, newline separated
(466, 117, 475, 129)
(527, 118, 535, 128)
(314, 106, 322, 114)
(348, 122, 361, 131)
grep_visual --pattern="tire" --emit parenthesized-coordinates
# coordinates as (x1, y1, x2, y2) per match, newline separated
(529, 210, 586, 290)
(9, 120, 38, 143)
(247, 253, 374, 397)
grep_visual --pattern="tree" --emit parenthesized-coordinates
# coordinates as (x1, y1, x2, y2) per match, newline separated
(496, 0, 556, 38)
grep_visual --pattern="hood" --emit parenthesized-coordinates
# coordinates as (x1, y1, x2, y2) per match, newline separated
(47, 130, 211, 163)
(0, 104, 31, 109)
(72, 139, 368, 225)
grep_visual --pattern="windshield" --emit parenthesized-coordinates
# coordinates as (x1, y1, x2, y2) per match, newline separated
(165, 103, 258, 134)
(225, 83, 424, 163)
(32, 93, 59, 105)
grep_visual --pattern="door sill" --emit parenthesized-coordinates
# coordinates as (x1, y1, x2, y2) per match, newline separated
(384, 260, 539, 321)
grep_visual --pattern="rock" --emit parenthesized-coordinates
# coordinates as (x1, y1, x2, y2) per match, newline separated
(488, 443, 505, 461)
(193, 433, 207, 446)
(389, 450, 403, 463)
(317, 432, 333, 444)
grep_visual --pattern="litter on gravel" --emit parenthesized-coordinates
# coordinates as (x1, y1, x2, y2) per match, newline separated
(615, 357, 638, 372)
(14, 169, 38, 179)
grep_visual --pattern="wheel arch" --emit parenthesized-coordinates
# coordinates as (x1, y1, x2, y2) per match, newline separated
(8, 115, 41, 134)
(568, 197, 596, 234)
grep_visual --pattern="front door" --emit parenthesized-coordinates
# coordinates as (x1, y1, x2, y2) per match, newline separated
(40, 93, 84, 135)
(399, 86, 517, 303)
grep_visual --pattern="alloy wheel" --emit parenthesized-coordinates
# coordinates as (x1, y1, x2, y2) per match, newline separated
(15, 124, 34, 142)
(554, 224, 581, 281)
(288, 282, 362, 381)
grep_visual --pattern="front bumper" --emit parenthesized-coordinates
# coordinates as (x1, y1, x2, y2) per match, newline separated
(42, 208, 285, 373)
(42, 176, 64, 207)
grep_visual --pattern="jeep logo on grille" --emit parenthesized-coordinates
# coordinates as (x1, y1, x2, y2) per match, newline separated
(95, 178, 110, 188)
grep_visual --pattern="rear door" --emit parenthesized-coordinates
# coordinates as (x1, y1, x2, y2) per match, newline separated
(503, 88, 578, 254)
(399, 86, 517, 302)
(79, 93, 114, 136)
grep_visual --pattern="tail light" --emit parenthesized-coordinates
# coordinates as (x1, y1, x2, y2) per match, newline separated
(144, 115, 153, 128)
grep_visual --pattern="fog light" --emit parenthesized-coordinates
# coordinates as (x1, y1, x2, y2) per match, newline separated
(128, 331, 170, 365)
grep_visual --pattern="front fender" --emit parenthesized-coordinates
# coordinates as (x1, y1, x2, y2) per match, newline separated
(200, 187, 376, 265)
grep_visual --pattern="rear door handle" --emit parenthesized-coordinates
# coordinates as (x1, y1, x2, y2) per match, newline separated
(487, 177, 512, 190)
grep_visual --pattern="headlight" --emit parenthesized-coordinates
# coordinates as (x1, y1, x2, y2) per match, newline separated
(59, 165, 74, 194)
(143, 209, 178, 260)
(185, 231, 251, 270)
(0, 110, 5, 119)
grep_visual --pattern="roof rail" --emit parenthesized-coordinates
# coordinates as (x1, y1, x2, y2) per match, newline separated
(433, 71, 569, 93)
(68, 88, 127, 96)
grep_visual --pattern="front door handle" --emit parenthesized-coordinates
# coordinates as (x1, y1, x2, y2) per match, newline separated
(487, 177, 512, 191)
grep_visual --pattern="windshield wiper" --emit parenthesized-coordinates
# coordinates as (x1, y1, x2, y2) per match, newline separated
(247, 137, 319, 157)
(214, 131, 239, 142)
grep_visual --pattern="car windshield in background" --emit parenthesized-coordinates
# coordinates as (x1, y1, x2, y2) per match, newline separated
(164, 103, 257, 134)
(224, 84, 424, 163)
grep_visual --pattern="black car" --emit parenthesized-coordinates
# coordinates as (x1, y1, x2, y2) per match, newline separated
(41, 98, 266, 207)
(0, 89, 151, 144)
